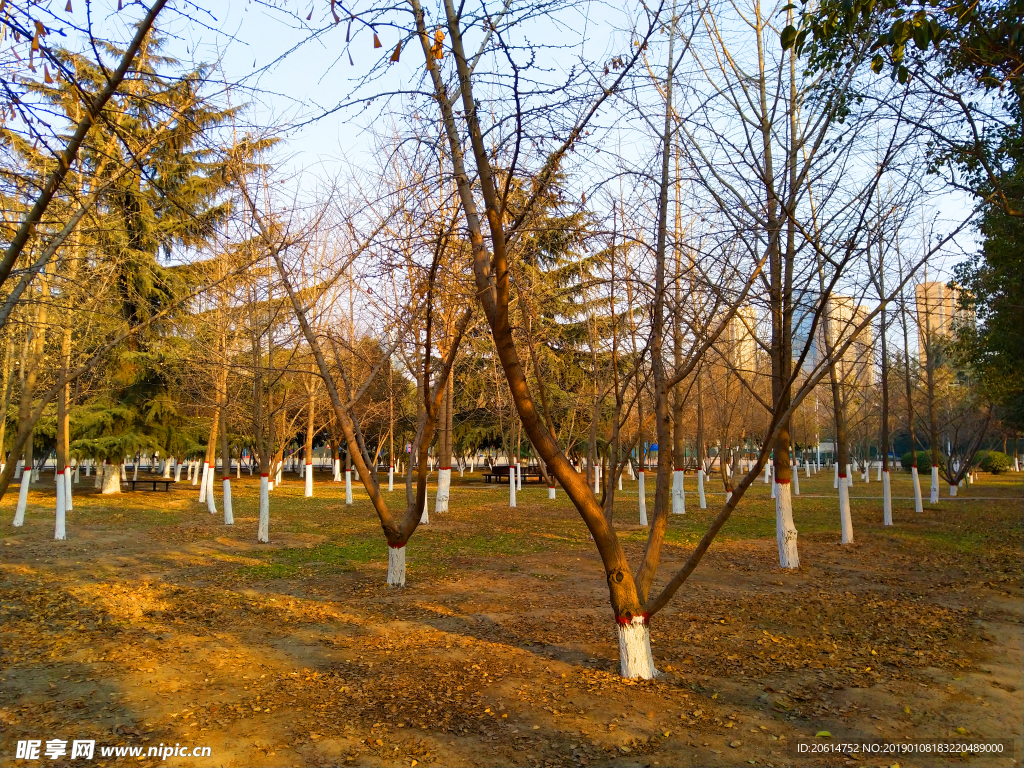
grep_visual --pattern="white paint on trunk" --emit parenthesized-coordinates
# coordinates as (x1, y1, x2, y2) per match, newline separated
(618, 470, 622, 491)
(174, 461, 183, 482)
(839, 475, 853, 544)
(627, 461, 635, 480)
(911, 467, 923, 512)
(949, 484, 957, 497)
(388, 465, 394, 492)
(64, 467, 73, 511)
(94, 463, 102, 488)
(102, 463, 121, 494)
(846, 464, 853, 486)
(222, 477, 234, 525)
(770, 478, 776, 498)
(764, 464, 771, 483)
(13, 466, 31, 526)
(74, 462, 80, 484)
(162, 459, 172, 479)
(509, 466, 516, 508)
(882, 471, 892, 526)
(930, 465, 939, 504)
(305, 463, 313, 498)
(299, 460, 305, 478)
(55, 471, 66, 540)
(638, 471, 647, 526)
(775, 481, 799, 568)
(199, 463, 210, 502)
(725, 490, 733, 503)
(792, 463, 800, 496)
(206, 469, 217, 514)
(258, 474, 270, 543)
(876, 461, 882, 481)
(387, 544, 406, 587)
(436, 468, 451, 513)
(85, 460, 91, 477)
(420, 492, 429, 524)
(805, 460, 811, 478)
(697, 469, 706, 509)
(131, 462, 138, 481)
(833, 462, 839, 489)
(548, 485, 556, 500)
(345, 469, 353, 505)
(517, 462, 522, 491)
(617, 617, 657, 680)
(671, 470, 685, 514)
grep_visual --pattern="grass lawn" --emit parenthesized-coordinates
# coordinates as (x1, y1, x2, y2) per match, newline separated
(2, 465, 1021, 767)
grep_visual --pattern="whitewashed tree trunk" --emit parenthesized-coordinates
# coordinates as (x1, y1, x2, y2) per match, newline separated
(55, 471, 66, 540)
(846, 463, 853, 486)
(671, 470, 685, 514)
(792, 462, 800, 496)
(435, 468, 451, 513)
(198, 463, 210, 501)
(64, 467, 73, 511)
(805, 460, 811, 478)
(222, 478, 234, 525)
(833, 462, 839, 488)
(162, 459, 172, 479)
(882, 471, 892, 526)
(102, 463, 121, 494)
(770, 478, 776, 498)
(617, 617, 657, 680)
(388, 465, 394, 492)
(509, 467, 516, 508)
(618, 470, 623, 491)
(949, 484, 957, 496)
(764, 463, 771, 483)
(697, 469, 706, 509)
(13, 466, 31, 526)
(94, 463, 102, 488)
(299, 460, 305, 478)
(638, 470, 648, 525)
(839, 476, 853, 544)
(876, 461, 882, 481)
(420, 492, 429, 524)
(85, 460, 91, 477)
(930, 465, 939, 504)
(276, 461, 283, 486)
(73, 462, 80, 484)
(174, 461, 183, 482)
(206, 469, 217, 514)
(345, 469, 353, 505)
(776, 481, 799, 568)
(911, 466, 923, 512)
(258, 474, 270, 542)
(517, 462, 522, 490)
(304, 463, 313, 497)
(131, 461, 138, 481)
(333, 458, 341, 481)
(548, 483, 556, 500)
(627, 461, 635, 480)
(593, 461, 599, 494)
(387, 544, 406, 587)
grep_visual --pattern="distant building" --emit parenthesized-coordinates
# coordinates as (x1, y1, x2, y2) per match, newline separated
(715, 305, 758, 374)
(915, 281, 967, 362)
(819, 295, 874, 388)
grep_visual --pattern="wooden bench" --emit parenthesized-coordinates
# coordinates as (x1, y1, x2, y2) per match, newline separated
(482, 466, 545, 483)
(125, 478, 176, 492)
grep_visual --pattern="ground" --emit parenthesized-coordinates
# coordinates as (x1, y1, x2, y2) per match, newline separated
(1, 466, 1022, 768)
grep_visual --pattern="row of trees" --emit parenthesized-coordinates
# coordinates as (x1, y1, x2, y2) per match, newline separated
(1, 0, 1018, 679)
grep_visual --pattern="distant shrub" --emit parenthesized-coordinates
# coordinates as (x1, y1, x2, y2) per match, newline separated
(977, 451, 1011, 474)
(900, 451, 932, 471)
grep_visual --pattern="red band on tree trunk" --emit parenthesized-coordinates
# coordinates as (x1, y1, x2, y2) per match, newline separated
(388, 540, 407, 549)
(615, 612, 651, 626)
(440, 467, 451, 471)
(838, 474, 847, 478)
(261, 473, 269, 477)
(776, 478, 791, 484)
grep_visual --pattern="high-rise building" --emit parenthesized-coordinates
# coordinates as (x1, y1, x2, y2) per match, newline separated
(915, 281, 965, 361)
(715, 305, 758, 374)
(818, 295, 874, 387)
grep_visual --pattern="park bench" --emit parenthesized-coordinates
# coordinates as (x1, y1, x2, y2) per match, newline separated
(124, 478, 176, 492)
(481, 465, 545, 483)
